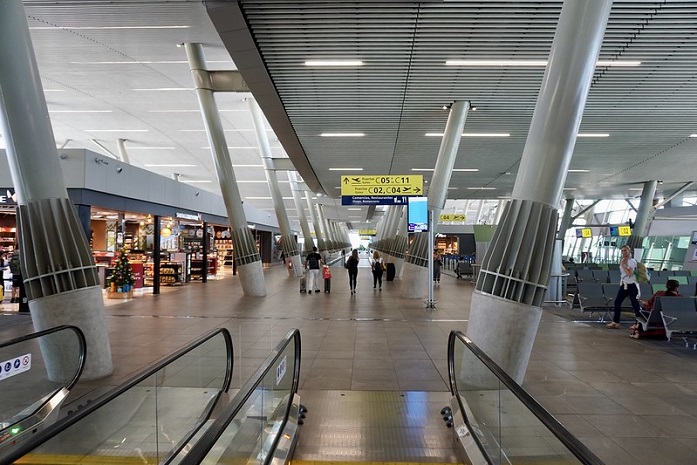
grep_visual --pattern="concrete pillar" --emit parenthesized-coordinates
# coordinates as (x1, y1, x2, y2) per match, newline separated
(116, 138, 130, 164)
(305, 192, 324, 251)
(468, 0, 612, 383)
(475, 199, 485, 224)
(184, 43, 265, 296)
(316, 204, 332, 253)
(402, 100, 470, 298)
(289, 172, 314, 255)
(557, 198, 575, 241)
(626, 180, 657, 250)
(248, 99, 302, 277)
(0, 0, 112, 379)
(391, 206, 408, 277)
(494, 199, 507, 224)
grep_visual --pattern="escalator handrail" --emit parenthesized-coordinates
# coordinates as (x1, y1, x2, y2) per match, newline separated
(0, 324, 86, 392)
(1, 327, 233, 464)
(448, 330, 605, 465)
(177, 328, 301, 465)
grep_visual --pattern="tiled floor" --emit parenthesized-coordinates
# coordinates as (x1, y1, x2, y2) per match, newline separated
(2, 252, 697, 464)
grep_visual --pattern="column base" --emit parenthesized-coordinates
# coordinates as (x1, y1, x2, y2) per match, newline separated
(238, 261, 267, 296)
(30, 286, 113, 380)
(400, 262, 428, 299)
(466, 290, 542, 384)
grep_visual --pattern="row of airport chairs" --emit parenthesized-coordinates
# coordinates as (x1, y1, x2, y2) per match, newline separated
(572, 269, 697, 286)
(574, 282, 697, 322)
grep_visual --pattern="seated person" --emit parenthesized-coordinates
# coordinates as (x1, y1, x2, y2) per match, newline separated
(642, 279, 681, 312)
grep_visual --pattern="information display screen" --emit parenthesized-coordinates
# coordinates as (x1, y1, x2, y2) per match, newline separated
(407, 197, 428, 233)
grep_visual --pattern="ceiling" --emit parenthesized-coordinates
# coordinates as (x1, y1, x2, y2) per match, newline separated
(8, 0, 697, 230)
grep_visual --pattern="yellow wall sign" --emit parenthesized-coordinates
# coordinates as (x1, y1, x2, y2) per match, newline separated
(618, 225, 632, 237)
(341, 175, 423, 196)
(359, 229, 377, 236)
(440, 214, 466, 222)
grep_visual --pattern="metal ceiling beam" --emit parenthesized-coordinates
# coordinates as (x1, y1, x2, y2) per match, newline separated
(654, 181, 695, 210)
(571, 200, 600, 221)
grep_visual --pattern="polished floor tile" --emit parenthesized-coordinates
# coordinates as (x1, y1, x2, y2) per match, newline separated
(3, 261, 697, 463)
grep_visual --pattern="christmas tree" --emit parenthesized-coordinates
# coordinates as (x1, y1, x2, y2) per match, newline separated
(109, 249, 134, 292)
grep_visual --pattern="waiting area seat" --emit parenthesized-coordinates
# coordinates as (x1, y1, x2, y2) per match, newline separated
(659, 297, 697, 348)
(575, 282, 612, 321)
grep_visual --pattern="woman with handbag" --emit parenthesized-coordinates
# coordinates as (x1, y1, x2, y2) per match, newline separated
(371, 251, 384, 290)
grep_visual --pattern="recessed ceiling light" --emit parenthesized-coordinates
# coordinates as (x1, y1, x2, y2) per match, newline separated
(84, 129, 149, 132)
(320, 133, 365, 137)
(305, 60, 363, 67)
(144, 164, 196, 167)
(48, 110, 112, 113)
(347, 208, 362, 211)
(132, 88, 194, 91)
(127, 147, 176, 150)
(577, 133, 609, 138)
(689, 134, 697, 138)
(411, 168, 478, 172)
(568, 169, 590, 173)
(30, 25, 191, 30)
(329, 168, 363, 171)
(202, 147, 257, 150)
(446, 59, 640, 67)
(425, 132, 510, 137)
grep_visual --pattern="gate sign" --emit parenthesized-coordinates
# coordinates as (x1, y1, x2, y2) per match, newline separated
(341, 175, 423, 196)
(440, 214, 466, 222)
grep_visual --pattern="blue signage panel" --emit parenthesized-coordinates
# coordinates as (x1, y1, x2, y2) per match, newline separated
(341, 196, 409, 206)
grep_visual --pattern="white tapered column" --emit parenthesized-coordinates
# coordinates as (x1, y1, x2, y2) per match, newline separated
(0, 0, 112, 379)
(185, 43, 265, 296)
(468, 0, 612, 383)
(402, 101, 470, 298)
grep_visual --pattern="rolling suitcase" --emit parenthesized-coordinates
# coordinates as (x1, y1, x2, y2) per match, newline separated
(300, 276, 307, 293)
(386, 263, 396, 281)
(322, 265, 332, 293)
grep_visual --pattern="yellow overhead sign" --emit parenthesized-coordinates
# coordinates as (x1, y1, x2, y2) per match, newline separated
(341, 175, 423, 196)
(440, 214, 466, 222)
(359, 229, 377, 236)
(618, 225, 632, 237)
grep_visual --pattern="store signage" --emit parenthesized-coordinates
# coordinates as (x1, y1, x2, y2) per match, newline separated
(341, 195, 409, 206)
(176, 212, 201, 221)
(0, 189, 17, 205)
(440, 214, 466, 222)
(340, 175, 423, 196)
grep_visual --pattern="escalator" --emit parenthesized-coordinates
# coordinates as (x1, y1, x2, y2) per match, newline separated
(445, 331, 605, 465)
(0, 327, 301, 465)
(1, 327, 234, 464)
(0, 325, 86, 453)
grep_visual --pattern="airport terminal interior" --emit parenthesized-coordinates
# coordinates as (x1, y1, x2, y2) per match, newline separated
(3, 1, 697, 464)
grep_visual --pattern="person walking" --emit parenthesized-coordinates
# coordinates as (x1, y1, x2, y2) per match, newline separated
(9, 250, 21, 304)
(304, 246, 323, 294)
(607, 245, 642, 329)
(433, 250, 442, 284)
(371, 250, 384, 290)
(345, 248, 360, 295)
